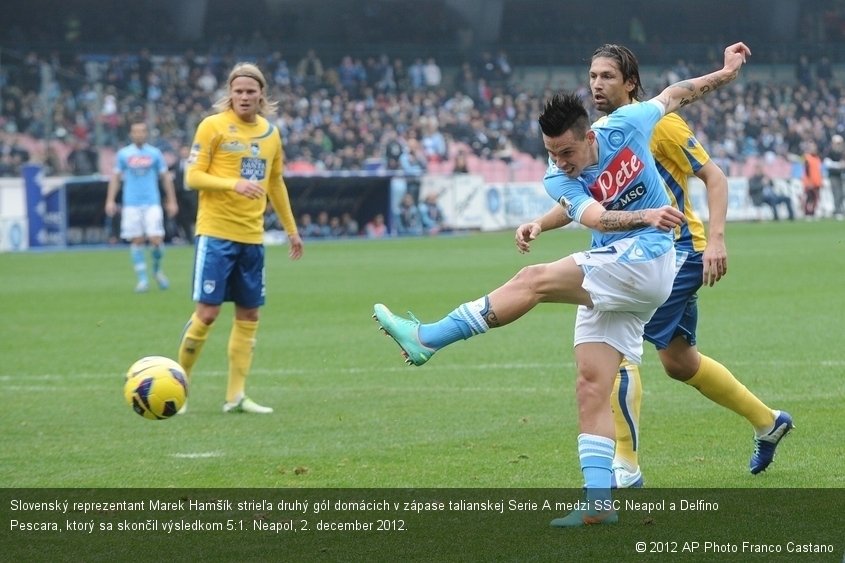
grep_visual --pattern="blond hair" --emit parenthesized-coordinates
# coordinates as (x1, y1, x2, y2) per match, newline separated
(213, 62, 278, 117)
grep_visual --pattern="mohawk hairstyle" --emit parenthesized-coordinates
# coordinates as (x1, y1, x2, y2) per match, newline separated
(538, 91, 590, 138)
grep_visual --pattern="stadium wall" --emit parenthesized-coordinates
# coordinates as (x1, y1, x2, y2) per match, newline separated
(3, 165, 831, 253)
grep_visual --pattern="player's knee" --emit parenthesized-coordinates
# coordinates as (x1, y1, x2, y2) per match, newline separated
(512, 264, 551, 295)
(575, 371, 606, 405)
(662, 358, 696, 381)
(196, 306, 221, 326)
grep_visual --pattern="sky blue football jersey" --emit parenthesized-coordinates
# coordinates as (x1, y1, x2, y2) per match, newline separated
(543, 99, 674, 258)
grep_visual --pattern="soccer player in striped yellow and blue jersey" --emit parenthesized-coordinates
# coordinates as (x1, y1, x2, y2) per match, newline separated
(588, 44, 792, 485)
(177, 62, 303, 414)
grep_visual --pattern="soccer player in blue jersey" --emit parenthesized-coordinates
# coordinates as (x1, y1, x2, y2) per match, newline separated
(374, 42, 751, 527)
(105, 121, 178, 292)
(584, 44, 792, 487)
(177, 62, 303, 415)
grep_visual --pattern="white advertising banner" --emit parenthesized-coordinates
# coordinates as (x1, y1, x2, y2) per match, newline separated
(420, 175, 551, 232)
(0, 177, 29, 251)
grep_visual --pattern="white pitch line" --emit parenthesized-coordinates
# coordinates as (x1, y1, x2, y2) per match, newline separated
(169, 452, 224, 459)
(2, 359, 843, 382)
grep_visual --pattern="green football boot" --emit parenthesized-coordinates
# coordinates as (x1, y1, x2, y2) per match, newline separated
(373, 303, 436, 366)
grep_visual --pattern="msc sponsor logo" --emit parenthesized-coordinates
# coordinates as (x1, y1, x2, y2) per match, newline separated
(606, 183, 646, 210)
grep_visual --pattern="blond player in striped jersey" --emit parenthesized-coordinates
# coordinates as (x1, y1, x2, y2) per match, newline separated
(177, 62, 303, 414)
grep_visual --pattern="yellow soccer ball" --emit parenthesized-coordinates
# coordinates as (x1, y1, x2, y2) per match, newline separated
(123, 356, 188, 420)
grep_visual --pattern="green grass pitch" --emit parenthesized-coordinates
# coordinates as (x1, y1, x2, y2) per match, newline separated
(0, 219, 843, 489)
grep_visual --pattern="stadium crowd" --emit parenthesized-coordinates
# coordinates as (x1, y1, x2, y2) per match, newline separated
(1, 46, 843, 191)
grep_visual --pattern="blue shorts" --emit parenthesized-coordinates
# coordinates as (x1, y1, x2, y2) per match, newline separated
(643, 253, 703, 350)
(191, 235, 265, 308)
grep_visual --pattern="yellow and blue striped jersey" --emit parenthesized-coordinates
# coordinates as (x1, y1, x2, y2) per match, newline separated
(186, 109, 298, 244)
(650, 112, 709, 254)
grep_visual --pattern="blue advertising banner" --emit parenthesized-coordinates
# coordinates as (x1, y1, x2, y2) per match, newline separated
(23, 164, 66, 247)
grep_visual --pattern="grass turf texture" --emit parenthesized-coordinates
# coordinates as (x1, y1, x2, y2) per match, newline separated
(2, 221, 844, 561)
(1, 219, 843, 490)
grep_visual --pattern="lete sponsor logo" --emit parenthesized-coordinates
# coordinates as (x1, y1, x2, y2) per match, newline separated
(589, 147, 643, 204)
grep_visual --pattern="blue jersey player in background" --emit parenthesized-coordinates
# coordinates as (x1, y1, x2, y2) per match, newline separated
(105, 121, 178, 292)
(374, 42, 750, 527)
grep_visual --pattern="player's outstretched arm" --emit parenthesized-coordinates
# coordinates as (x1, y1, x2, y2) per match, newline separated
(653, 42, 751, 115)
(579, 202, 685, 233)
(515, 204, 571, 253)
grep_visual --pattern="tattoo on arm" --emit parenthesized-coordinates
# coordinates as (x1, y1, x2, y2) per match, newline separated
(483, 309, 501, 328)
(672, 71, 738, 108)
(599, 210, 648, 232)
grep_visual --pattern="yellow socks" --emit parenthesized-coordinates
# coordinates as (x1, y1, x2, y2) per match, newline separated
(685, 354, 775, 431)
(611, 363, 642, 471)
(226, 319, 258, 403)
(178, 312, 211, 381)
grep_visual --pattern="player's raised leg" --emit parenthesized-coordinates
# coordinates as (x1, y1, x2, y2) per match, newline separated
(374, 258, 591, 365)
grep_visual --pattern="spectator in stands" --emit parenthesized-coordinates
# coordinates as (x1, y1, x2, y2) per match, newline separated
(399, 138, 427, 176)
(802, 141, 823, 219)
(392, 57, 409, 91)
(419, 193, 448, 235)
(452, 148, 470, 174)
(296, 49, 324, 89)
(748, 162, 795, 221)
(0, 131, 30, 177)
(337, 56, 366, 97)
(408, 58, 425, 90)
(816, 56, 834, 84)
(824, 134, 845, 220)
(7, 40, 845, 192)
(340, 212, 360, 237)
(421, 118, 448, 163)
(66, 137, 99, 176)
(796, 54, 813, 84)
(298, 212, 320, 238)
(373, 54, 396, 93)
(315, 210, 333, 237)
(323, 215, 339, 237)
(396, 192, 422, 236)
(365, 213, 387, 238)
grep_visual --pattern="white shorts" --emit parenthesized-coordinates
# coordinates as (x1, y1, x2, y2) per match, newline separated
(572, 237, 678, 364)
(120, 205, 165, 240)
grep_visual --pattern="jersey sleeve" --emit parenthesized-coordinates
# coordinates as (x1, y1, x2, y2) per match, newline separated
(651, 113, 711, 174)
(155, 148, 168, 175)
(542, 161, 597, 223)
(185, 117, 238, 192)
(266, 130, 299, 236)
(113, 149, 125, 175)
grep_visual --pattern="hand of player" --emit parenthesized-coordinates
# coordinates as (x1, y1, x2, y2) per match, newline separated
(646, 205, 686, 231)
(234, 179, 266, 199)
(702, 240, 728, 287)
(165, 200, 179, 218)
(287, 233, 303, 260)
(723, 42, 751, 73)
(515, 222, 542, 253)
(105, 200, 117, 217)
